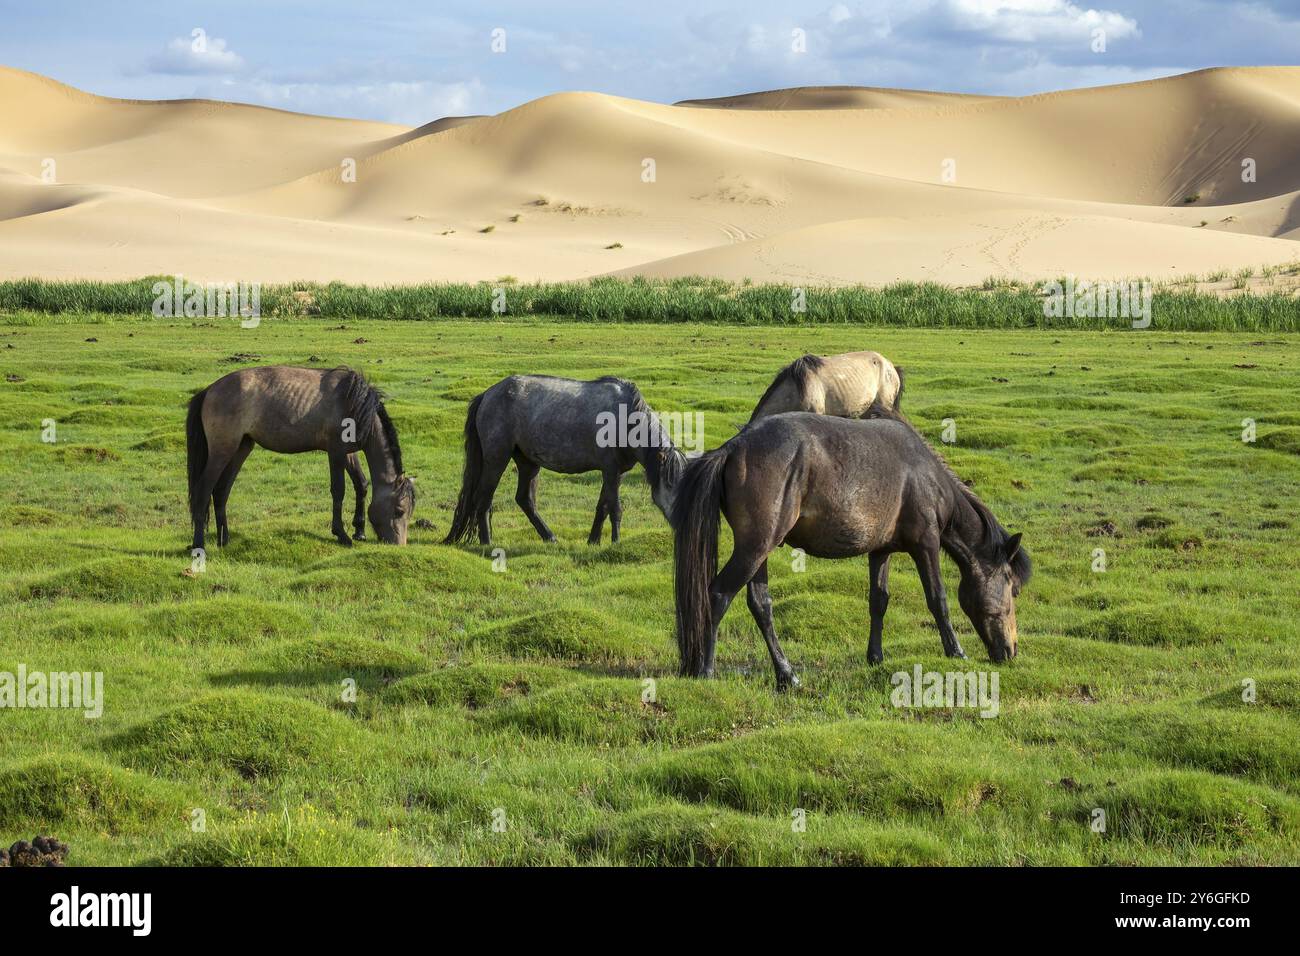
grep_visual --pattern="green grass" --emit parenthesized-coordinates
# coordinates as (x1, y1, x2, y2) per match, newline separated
(0, 313, 1298, 865)
(2, 275, 1299, 330)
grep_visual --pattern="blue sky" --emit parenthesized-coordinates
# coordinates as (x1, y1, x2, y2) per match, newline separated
(2, 0, 1298, 124)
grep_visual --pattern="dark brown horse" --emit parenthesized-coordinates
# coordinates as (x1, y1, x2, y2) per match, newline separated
(672, 407, 1030, 690)
(445, 375, 686, 546)
(186, 366, 415, 550)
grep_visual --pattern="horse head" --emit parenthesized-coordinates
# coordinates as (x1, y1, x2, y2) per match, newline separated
(957, 532, 1031, 662)
(369, 474, 416, 544)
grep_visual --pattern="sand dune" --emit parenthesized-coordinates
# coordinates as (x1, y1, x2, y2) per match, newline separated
(0, 67, 404, 200)
(674, 85, 998, 110)
(0, 65, 1297, 285)
(618, 208, 1300, 287)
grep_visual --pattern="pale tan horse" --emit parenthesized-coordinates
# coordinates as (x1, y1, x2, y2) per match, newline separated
(748, 351, 903, 422)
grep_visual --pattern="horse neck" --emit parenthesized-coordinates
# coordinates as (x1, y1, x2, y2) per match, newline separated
(939, 486, 992, 581)
(362, 428, 400, 488)
(631, 441, 660, 487)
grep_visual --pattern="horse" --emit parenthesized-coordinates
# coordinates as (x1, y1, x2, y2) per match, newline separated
(748, 351, 904, 422)
(186, 366, 416, 550)
(444, 375, 687, 546)
(671, 406, 1030, 691)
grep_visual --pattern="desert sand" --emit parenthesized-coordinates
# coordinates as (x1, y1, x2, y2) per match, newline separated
(1, 65, 1297, 286)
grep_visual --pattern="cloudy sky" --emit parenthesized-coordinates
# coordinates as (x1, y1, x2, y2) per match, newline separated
(2, 0, 1297, 124)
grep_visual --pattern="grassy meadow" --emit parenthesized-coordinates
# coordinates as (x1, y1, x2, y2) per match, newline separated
(1, 308, 1298, 865)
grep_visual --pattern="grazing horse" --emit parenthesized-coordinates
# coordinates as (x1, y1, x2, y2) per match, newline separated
(186, 366, 415, 550)
(672, 407, 1030, 690)
(748, 351, 904, 422)
(444, 375, 687, 546)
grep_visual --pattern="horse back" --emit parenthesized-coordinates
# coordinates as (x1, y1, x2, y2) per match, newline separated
(479, 374, 636, 474)
(735, 413, 939, 556)
(203, 365, 349, 454)
(817, 351, 899, 417)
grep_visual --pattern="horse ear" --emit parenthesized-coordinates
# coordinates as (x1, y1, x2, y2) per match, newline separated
(1004, 533, 1022, 561)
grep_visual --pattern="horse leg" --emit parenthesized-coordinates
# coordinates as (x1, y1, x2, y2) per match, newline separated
(587, 499, 607, 545)
(475, 452, 511, 546)
(513, 454, 555, 542)
(344, 453, 368, 540)
(867, 550, 891, 664)
(191, 441, 238, 552)
(913, 542, 967, 659)
(702, 486, 800, 683)
(587, 469, 620, 545)
(212, 437, 253, 548)
(608, 470, 624, 544)
(328, 452, 352, 547)
(745, 560, 798, 691)
(704, 547, 770, 678)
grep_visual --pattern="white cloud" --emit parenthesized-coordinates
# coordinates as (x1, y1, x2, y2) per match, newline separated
(945, 0, 1140, 43)
(145, 35, 245, 75)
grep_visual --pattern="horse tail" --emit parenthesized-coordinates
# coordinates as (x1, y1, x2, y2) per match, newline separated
(672, 446, 730, 676)
(444, 392, 486, 544)
(186, 388, 210, 533)
(892, 364, 905, 410)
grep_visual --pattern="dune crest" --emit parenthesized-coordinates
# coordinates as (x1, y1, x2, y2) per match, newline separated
(1, 65, 1297, 284)
(674, 85, 999, 110)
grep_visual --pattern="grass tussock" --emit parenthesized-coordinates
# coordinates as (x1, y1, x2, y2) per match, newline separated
(106, 692, 374, 781)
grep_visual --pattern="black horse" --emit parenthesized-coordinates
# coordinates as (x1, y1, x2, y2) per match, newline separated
(672, 407, 1030, 690)
(445, 375, 686, 546)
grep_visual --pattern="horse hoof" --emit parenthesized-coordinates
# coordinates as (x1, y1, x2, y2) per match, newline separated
(776, 673, 801, 692)
(335, 535, 353, 548)
(867, 653, 883, 665)
(354, 532, 366, 541)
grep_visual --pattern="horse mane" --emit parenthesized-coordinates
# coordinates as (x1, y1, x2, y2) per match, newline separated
(866, 401, 1031, 586)
(625, 383, 686, 490)
(749, 354, 826, 422)
(339, 368, 404, 475)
